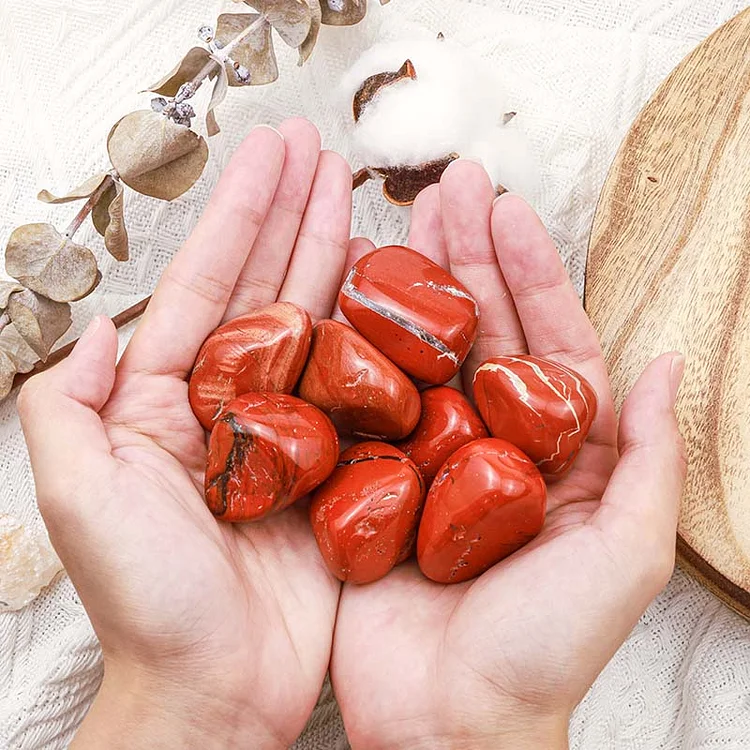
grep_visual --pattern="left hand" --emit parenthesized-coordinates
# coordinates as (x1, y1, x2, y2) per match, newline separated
(331, 160, 687, 750)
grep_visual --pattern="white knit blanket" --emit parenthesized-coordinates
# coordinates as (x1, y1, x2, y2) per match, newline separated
(2, 1, 750, 747)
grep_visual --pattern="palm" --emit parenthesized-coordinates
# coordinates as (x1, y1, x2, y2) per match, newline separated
(332, 163, 682, 748)
(91, 369, 335, 709)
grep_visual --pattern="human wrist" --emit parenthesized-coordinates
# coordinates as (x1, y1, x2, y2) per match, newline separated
(71, 660, 286, 750)
(362, 712, 569, 750)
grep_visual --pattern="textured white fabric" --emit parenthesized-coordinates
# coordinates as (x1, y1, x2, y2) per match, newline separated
(1, 0, 750, 747)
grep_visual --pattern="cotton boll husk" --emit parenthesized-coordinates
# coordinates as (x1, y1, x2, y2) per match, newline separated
(339, 37, 538, 203)
(0, 513, 63, 611)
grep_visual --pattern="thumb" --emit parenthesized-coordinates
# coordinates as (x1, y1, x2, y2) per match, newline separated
(593, 352, 687, 596)
(18, 315, 119, 522)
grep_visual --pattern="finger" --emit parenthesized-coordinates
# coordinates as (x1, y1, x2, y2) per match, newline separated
(492, 193, 618, 450)
(440, 160, 527, 394)
(223, 118, 321, 321)
(407, 184, 448, 268)
(18, 316, 119, 524)
(278, 150, 353, 320)
(332, 237, 377, 323)
(120, 125, 285, 377)
(592, 353, 687, 593)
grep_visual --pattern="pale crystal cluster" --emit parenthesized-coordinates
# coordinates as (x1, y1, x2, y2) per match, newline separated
(0, 513, 63, 611)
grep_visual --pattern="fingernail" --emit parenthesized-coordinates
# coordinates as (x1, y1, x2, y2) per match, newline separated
(73, 316, 103, 356)
(492, 192, 509, 208)
(253, 123, 285, 141)
(669, 353, 686, 405)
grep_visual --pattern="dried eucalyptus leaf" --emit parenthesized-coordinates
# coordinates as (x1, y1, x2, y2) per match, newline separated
(217, 13, 279, 86)
(144, 47, 216, 96)
(246, 0, 312, 48)
(5, 224, 100, 303)
(298, 0, 321, 64)
(92, 183, 115, 237)
(353, 59, 416, 122)
(0, 350, 16, 401)
(206, 68, 229, 136)
(374, 153, 460, 206)
(37, 173, 108, 205)
(0, 324, 39, 374)
(320, 0, 367, 26)
(0, 281, 23, 309)
(7, 289, 72, 361)
(107, 111, 209, 201)
(100, 183, 129, 261)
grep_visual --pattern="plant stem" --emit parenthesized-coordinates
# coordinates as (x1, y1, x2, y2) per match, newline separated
(173, 15, 268, 102)
(64, 173, 116, 239)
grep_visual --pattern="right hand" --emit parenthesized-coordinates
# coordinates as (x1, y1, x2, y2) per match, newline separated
(331, 161, 687, 750)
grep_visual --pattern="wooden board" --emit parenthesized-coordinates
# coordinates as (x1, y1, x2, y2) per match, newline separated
(585, 8, 750, 619)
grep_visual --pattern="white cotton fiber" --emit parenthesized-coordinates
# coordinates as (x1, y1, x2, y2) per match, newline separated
(339, 37, 539, 199)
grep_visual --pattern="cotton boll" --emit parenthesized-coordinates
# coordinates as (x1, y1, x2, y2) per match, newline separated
(340, 37, 538, 203)
(0, 513, 63, 611)
(461, 122, 541, 202)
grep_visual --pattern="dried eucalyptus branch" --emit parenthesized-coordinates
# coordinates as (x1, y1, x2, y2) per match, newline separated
(1, 0, 392, 402)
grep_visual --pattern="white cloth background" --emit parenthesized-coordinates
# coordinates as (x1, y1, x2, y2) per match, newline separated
(1, 0, 750, 747)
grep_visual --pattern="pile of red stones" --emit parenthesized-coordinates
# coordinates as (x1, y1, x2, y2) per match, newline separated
(189, 245, 597, 585)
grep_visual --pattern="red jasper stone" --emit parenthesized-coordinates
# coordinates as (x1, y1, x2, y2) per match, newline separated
(297, 319, 421, 440)
(417, 438, 546, 584)
(310, 442, 426, 584)
(204, 393, 338, 523)
(338, 245, 479, 385)
(473, 355, 598, 478)
(396, 386, 488, 485)
(189, 302, 312, 430)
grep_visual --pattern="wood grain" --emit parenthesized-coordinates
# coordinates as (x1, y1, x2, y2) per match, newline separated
(586, 8, 750, 618)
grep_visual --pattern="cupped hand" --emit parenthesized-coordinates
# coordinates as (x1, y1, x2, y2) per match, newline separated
(18, 120, 357, 749)
(331, 161, 687, 750)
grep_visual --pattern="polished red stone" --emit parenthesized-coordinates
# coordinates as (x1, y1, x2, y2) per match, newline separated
(417, 438, 546, 584)
(310, 442, 426, 584)
(396, 386, 488, 485)
(297, 319, 421, 440)
(204, 393, 338, 523)
(473, 355, 598, 478)
(189, 302, 312, 430)
(338, 245, 479, 385)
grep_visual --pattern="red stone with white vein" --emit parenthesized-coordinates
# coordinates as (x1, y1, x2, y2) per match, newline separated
(189, 302, 312, 430)
(473, 355, 598, 478)
(338, 245, 479, 384)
